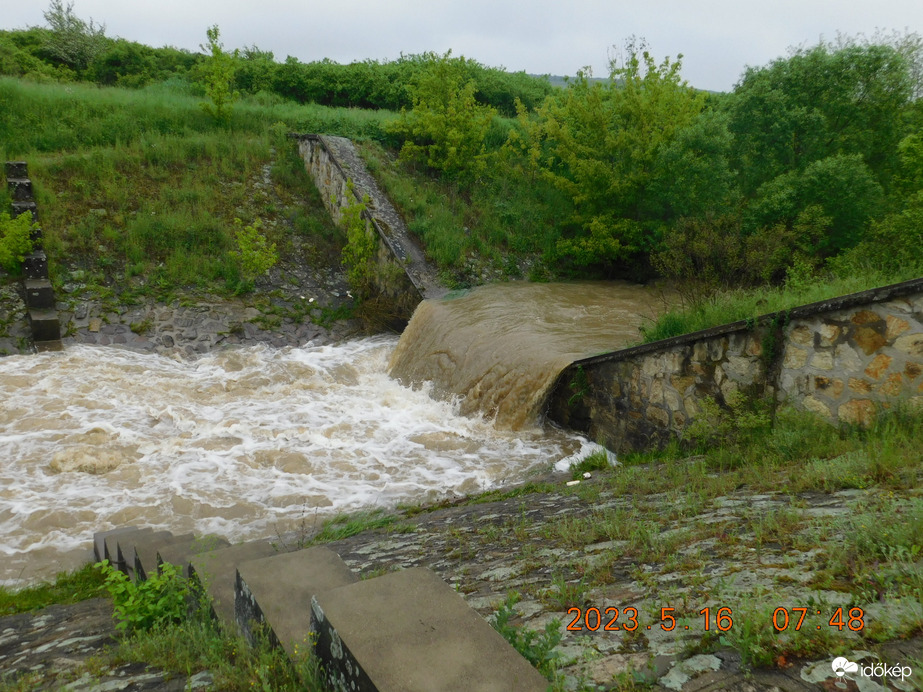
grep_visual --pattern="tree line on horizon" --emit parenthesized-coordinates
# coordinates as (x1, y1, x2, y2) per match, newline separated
(2, 1, 922, 295)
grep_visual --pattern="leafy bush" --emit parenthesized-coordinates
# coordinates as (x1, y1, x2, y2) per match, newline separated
(97, 559, 190, 633)
(339, 185, 377, 300)
(232, 217, 278, 284)
(0, 210, 34, 272)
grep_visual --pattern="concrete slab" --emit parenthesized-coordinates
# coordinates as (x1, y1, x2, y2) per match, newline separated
(311, 567, 548, 692)
(187, 540, 278, 628)
(157, 535, 230, 576)
(93, 527, 139, 563)
(235, 546, 358, 655)
(23, 251, 48, 280)
(24, 279, 54, 310)
(28, 309, 59, 342)
(103, 528, 151, 573)
(128, 531, 193, 581)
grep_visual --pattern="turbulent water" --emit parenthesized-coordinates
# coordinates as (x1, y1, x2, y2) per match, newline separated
(0, 281, 661, 586)
(0, 338, 594, 586)
(389, 281, 664, 429)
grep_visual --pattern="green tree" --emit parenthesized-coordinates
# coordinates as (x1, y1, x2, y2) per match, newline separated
(386, 51, 497, 185)
(41, 0, 107, 72)
(529, 39, 706, 271)
(198, 25, 239, 125)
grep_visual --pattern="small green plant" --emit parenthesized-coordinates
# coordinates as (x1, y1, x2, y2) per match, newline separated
(97, 559, 190, 633)
(0, 211, 35, 273)
(490, 591, 561, 680)
(339, 184, 377, 301)
(569, 449, 612, 480)
(232, 218, 278, 285)
(198, 25, 239, 125)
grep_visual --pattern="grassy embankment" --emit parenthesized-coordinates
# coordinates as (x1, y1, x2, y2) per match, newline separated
(0, 77, 391, 313)
(2, 401, 920, 690)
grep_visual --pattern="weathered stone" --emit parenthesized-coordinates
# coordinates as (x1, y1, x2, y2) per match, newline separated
(893, 332, 923, 356)
(683, 396, 699, 418)
(848, 378, 873, 394)
(834, 343, 863, 371)
(707, 338, 726, 361)
(803, 396, 831, 419)
(809, 350, 834, 371)
(789, 325, 812, 346)
(720, 377, 739, 400)
(886, 315, 911, 341)
(692, 341, 708, 363)
(839, 399, 876, 427)
(812, 376, 844, 400)
(782, 346, 808, 369)
(663, 388, 682, 412)
(670, 375, 695, 394)
(649, 378, 664, 404)
(672, 411, 686, 428)
(864, 353, 892, 380)
(879, 373, 903, 397)
(817, 323, 841, 347)
(851, 310, 882, 325)
(853, 326, 887, 356)
(745, 336, 763, 357)
(725, 354, 753, 379)
(905, 362, 922, 380)
(646, 406, 670, 426)
(642, 356, 662, 377)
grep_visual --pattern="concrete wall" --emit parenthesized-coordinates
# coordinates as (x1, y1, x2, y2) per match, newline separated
(294, 134, 441, 327)
(547, 278, 923, 453)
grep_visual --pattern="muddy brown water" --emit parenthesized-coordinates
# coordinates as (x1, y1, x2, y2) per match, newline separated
(0, 281, 663, 587)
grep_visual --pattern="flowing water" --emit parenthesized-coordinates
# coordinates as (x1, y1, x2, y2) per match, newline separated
(0, 281, 661, 586)
(389, 281, 664, 429)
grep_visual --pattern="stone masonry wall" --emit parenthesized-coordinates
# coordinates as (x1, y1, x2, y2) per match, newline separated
(547, 278, 923, 453)
(294, 134, 445, 327)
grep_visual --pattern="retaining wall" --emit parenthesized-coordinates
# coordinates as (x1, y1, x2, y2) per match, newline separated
(294, 134, 445, 327)
(547, 278, 923, 453)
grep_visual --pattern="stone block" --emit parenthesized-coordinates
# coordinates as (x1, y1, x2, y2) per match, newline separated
(236, 546, 358, 654)
(851, 310, 882, 325)
(848, 378, 873, 394)
(813, 376, 844, 399)
(24, 279, 54, 309)
(817, 323, 841, 347)
(28, 308, 60, 342)
(802, 396, 832, 419)
(905, 362, 922, 381)
(188, 540, 277, 627)
(10, 201, 37, 222)
(93, 526, 139, 563)
(789, 325, 812, 346)
(864, 353, 893, 380)
(5, 161, 27, 178)
(157, 535, 231, 576)
(834, 343, 863, 371)
(646, 406, 669, 427)
(7, 177, 33, 201)
(670, 375, 695, 394)
(886, 315, 911, 341)
(893, 332, 923, 356)
(809, 350, 834, 371)
(134, 532, 196, 581)
(839, 399, 876, 427)
(311, 567, 548, 692)
(23, 251, 48, 280)
(879, 373, 903, 396)
(707, 338, 726, 361)
(853, 326, 887, 356)
(782, 345, 808, 369)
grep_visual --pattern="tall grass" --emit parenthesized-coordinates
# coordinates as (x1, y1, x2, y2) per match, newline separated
(639, 267, 923, 343)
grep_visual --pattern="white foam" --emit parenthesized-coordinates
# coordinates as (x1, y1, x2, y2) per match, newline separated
(0, 339, 587, 586)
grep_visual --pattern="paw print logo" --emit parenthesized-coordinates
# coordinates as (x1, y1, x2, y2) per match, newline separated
(831, 657, 859, 677)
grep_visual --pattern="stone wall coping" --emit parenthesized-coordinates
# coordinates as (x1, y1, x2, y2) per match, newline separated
(567, 276, 923, 370)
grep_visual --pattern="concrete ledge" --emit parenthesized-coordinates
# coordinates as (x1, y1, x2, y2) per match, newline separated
(133, 532, 195, 581)
(101, 528, 152, 573)
(311, 567, 548, 692)
(27, 309, 60, 342)
(157, 536, 230, 576)
(93, 527, 140, 563)
(23, 251, 48, 280)
(187, 540, 277, 628)
(235, 546, 358, 655)
(7, 178, 33, 202)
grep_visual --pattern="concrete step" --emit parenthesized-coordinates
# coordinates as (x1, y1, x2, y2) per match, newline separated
(130, 531, 195, 581)
(188, 540, 278, 628)
(24, 279, 54, 310)
(28, 308, 60, 342)
(22, 251, 48, 280)
(11, 200, 37, 223)
(5, 162, 27, 179)
(93, 526, 140, 563)
(101, 528, 152, 573)
(157, 535, 231, 576)
(311, 567, 548, 692)
(7, 177, 33, 202)
(235, 546, 358, 655)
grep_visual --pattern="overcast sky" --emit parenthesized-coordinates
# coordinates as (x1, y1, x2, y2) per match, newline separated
(5, 0, 922, 92)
